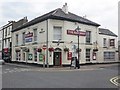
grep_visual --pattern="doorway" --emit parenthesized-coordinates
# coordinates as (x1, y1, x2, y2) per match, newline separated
(53, 48, 62, 66)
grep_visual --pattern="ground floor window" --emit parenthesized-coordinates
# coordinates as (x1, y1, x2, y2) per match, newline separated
(86, 49, 91, 61)
(16, 52, 21, 61)
(34, 48, 37, 62)
(104, 52, 115, 61)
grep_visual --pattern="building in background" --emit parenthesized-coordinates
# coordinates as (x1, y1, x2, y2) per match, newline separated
(97, 28, 118, 63)
(0, 17, 28, 62)
(0, 29, 2, 59)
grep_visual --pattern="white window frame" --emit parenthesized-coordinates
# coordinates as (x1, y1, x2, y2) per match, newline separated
(53, 26, 62, 41)
(33, 28, 37, 42)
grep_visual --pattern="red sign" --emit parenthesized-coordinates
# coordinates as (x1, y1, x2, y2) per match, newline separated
(67, 30, 86, 36)
(25, 32, 33, 38)
(42, 45, 47, 50)
(4, 48, 8, 53)
(67, 52, 72, 60)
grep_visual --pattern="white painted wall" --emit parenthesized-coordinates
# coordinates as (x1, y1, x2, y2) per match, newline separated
(97, 34, 118, 62)
(12, 18, 118, 65)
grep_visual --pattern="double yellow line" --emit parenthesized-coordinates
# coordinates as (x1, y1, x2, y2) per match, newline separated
(110, 76, 120, 86)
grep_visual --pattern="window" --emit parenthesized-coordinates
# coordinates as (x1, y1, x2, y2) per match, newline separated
(109, 39, 115, 46)
(8, 38, 10, 47)
(5, 39, 7, 47)
(33, 28, 37, 42)
(16, 34, 18, 45)
(86, 31, 91, 43)
(16, 52, 21, 61)
(8, 27, 11, 35)
(103, 38, 107, 47)
(104, 52, 115, 61)
(53, 26, 62, 40)
(5, 28, 7, 36)
(34, 48, 37, 62)
(22, 32, 25, 44)
(86, 49, 91, 61)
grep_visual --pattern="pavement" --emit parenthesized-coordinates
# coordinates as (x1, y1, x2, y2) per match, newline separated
(5, 62, 119, 71)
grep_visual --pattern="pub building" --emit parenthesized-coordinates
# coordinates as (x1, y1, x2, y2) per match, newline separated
(11, 3, 118, 67)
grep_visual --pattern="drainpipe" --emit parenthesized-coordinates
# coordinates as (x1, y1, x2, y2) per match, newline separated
(46, 19, 49, 68)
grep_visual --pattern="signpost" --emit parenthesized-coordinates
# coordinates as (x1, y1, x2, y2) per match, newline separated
(42, 45, 46, 68)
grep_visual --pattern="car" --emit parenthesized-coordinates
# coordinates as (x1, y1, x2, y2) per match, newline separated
(0, 59, 5, 65)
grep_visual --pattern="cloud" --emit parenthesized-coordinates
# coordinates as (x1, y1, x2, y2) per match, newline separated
(0, 0, 119, 35)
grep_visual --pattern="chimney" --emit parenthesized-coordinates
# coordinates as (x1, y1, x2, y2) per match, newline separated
(62, 3, 68, 14)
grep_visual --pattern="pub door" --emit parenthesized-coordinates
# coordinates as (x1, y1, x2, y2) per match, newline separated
(53, 52, 61, 66)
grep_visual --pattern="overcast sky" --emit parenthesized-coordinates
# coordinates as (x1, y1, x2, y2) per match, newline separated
(0, 0, 119, 35)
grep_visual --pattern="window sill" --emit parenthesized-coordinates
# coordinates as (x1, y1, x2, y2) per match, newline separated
(52, 41, 64, 43)
(21, 44, 25, 46)
(32, 42, 38, 44)
(103, 46, 107, 48)
(85, 43, 92, 45)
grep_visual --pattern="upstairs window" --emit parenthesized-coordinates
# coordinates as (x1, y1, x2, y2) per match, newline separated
(109, 39, 115, 46)
(33, 28, 37, 42)
(8, 27, 10, 35)
(53, 26, 62, 41)
(103, 38, 107, 47)
(16, 34, 18, 45)
(86, 31, 91, 44)
(22, 32, 25, 44)
(5, 28, 7, 36)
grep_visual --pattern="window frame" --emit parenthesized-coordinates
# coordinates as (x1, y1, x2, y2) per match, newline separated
(33, 28, 37, 42)
(109, 39, 115, 47)
(53, 26, 62, 41)
(86, 31, 91, 44)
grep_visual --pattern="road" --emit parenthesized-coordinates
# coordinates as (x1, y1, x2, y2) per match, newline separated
(1, 63, 119, 88)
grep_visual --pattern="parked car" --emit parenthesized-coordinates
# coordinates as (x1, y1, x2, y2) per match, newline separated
(0, 59, 5, 65)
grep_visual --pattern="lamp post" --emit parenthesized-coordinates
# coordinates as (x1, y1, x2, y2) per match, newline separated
(75, 26, 80, 69)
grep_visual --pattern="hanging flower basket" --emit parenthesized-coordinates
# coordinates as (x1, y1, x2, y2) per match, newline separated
(76, 48, 81, 52)
(49, 47, 54, 52)
(64, 48, 69, 52)
(25, 48, 29, 52)
(15, 49, 20, 52)
(93, 49, 98, 52)
(37, 48, 42, 52)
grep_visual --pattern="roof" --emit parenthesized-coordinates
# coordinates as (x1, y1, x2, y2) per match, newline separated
(12, 8, 100, 32)
(99, 28, 117, 37)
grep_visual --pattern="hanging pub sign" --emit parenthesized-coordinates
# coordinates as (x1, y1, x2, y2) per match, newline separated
(25, 32, 33, 43)
(67, 30, 86, 36)
(67, 52, 72, 60)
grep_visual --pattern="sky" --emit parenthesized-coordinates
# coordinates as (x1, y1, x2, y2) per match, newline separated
(0, 0, 119, 35)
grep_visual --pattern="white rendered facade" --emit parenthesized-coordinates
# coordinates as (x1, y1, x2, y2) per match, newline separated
(12, 19, 100, 66)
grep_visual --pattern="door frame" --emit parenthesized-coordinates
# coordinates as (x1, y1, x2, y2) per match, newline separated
(53, 48, 62, 66)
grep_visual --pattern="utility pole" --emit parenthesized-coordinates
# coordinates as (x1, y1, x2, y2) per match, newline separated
(75, 26, 80, 69)
(46, 19, 49, 68)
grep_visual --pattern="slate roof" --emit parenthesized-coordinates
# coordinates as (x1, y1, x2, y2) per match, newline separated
(99, 28, 117, 37)
(12, 8, 100, 32)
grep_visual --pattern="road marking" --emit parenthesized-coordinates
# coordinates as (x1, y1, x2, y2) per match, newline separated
(110, 76, 120, 86)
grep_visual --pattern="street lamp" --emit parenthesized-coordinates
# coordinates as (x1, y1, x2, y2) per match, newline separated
(75, 26, 80, 69)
